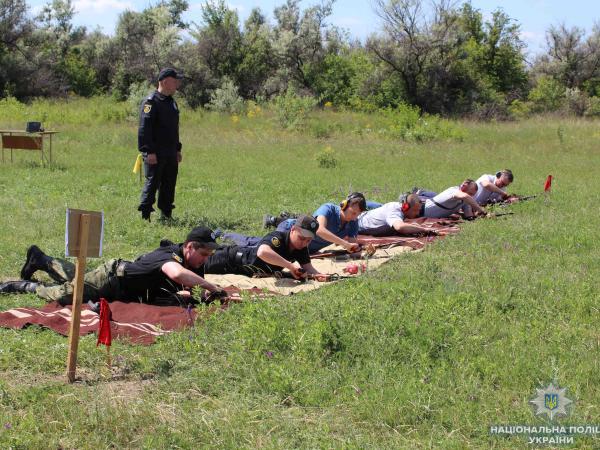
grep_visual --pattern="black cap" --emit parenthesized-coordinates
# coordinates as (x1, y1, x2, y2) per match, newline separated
(294, 215, 319, 238)
(158, 68, 184, 81)
(186, 226, 219, 249)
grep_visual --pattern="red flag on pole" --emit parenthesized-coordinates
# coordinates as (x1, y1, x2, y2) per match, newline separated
(544, 175, 553, 192)
(96, 298, 112, 347)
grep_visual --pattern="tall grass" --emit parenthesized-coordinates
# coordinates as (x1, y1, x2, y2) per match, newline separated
(0, 98, 599, 448)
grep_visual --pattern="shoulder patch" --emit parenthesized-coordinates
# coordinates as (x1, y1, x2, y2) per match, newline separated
(143, 103, 152, 114)
(172, 252, 183, 263)
(271, 236, 281, 248)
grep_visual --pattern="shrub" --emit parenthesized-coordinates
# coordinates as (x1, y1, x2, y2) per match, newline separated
(127, 81, 154, 119)
(381, 104, 466, 142)
(565, 87, 588, 116)
(315, 146, 338, 168)
(507, 99, 532, 120)
(207, 78, 245, 114)
(273, 88, 318, 130)
(528, 76, 564, 112)
(584, 96, 600, 117)
(307, 119, 341, 139)
(61, 51, 99, 97)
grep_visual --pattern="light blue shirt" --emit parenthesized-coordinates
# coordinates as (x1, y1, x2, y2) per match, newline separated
(277, 203, 359, 252)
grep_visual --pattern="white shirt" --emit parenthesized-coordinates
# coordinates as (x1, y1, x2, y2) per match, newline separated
(358, 202, 405, 236)
(474, 174, 506, 205)
(424, 187, 463, 218)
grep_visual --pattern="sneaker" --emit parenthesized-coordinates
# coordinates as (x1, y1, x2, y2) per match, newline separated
(0, 280, 39, 294)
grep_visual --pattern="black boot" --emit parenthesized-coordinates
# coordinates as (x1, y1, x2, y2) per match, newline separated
(262, 214, 277, 228)
(141, 210, 152, 221)
(0, 280, 39, 294)
(20, 245, 53, 280)
(160, 238, 175, 247)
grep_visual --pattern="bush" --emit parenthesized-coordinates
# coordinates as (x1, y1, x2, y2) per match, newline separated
(584, 96, 600, 117)
(565, 87, 588, 116)
(381, 104, 466, 142)
(528, 76, 564, 112)
(315, 146, 338, 168)
(507, 99, 532, 120)
(307, 119, 341, 139)
(62, 51, 99, 97)
(127, 81, 154, 119)
(207, 78, 245, 114)
(273, 88, 318, 130)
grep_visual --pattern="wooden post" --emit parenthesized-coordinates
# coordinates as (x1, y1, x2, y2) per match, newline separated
(66, 214, 91, 383)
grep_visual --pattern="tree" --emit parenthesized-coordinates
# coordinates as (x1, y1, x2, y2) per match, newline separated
(111, 1, 187, 99)
(0, 0, 34, 97)
(533, 23, 600, 93)
(369, 0, 527, 115)
(270, 0, 336, 92)
(237, 8, 275, 98)
(369, 0, 464, 112)
(191, 0, 242, 81)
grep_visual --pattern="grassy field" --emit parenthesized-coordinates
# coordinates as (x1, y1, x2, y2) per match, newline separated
(0, 97, 599, 448)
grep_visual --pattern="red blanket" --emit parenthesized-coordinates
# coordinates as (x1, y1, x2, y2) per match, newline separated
(357, 218, 461, 250)
(0, 286, 274, 345)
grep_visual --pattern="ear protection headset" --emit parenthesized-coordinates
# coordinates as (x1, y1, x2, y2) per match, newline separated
(398, 193, 410, 212)
(340, 192, 366, 211)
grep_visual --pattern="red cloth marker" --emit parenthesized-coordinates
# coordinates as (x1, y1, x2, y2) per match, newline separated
(96, 298, 112, 347)
(544, 175, 553, 192)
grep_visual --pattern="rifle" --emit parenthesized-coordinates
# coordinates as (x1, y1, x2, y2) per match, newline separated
(251, 270, 354, 282)
(516, 194, 538, 201)
(489, 194, 537, 207)
(310, 243, 377, 260)
(486, 211, 515, 218)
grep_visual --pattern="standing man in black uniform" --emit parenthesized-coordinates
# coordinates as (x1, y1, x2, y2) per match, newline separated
(0, 226, 226, 305)
(204, 215, 330, 281)
(138, 68, 184, 221)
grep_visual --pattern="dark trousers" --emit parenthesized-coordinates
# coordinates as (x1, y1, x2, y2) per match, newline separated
(222, 232, 262, 247)
(138, 153, 178, 215)
(204, 246, 266, 277)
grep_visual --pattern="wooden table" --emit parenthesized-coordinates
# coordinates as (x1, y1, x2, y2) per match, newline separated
(0, 130, 59, 165)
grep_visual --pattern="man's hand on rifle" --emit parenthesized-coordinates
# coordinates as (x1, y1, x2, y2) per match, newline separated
(202, 288, 228, 303)
(290, 265, 307, 280)
(312, 273, 331, 282)
(342, 241, 361, 253)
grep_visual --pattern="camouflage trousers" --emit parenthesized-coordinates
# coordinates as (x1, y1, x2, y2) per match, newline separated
(35, 257, 121, 305)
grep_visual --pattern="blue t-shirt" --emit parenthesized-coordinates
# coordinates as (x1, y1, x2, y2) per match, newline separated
(277, 203, 359, 253)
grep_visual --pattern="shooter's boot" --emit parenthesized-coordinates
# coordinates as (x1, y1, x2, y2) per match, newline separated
(20, 245, 55, 281)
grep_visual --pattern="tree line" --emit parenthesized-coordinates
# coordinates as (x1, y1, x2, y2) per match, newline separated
(1, 0, 599, 118)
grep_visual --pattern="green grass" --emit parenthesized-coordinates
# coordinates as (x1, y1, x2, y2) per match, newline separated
(1, 98, 599, 448)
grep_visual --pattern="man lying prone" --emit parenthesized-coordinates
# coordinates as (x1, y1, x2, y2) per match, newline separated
(204, 215, 330, 281)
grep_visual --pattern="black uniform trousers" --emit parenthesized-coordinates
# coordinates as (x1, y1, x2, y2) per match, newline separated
(204, 246, 266, 277)
(139, 153, 178, 216)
